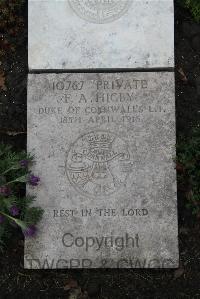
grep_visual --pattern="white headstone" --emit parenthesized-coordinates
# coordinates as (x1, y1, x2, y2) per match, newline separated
(25, 72, 178, 269)
(28, 0, 174, 70)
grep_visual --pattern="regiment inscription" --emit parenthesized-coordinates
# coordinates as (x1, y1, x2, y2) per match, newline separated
(25, 72, 179, 269)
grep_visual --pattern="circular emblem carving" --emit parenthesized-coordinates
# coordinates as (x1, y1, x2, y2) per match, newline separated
(69, 0, 132, 24)
(66, 131, 133, 197)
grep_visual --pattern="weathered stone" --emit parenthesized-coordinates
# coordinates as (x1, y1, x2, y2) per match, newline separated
(25, 72, 178, 269)
(28, 0, 174, 70)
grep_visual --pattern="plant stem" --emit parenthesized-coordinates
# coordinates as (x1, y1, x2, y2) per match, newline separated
(0, 211, 27, 229)
(4, 175, 27, 186)
(0, 166, 19, 176)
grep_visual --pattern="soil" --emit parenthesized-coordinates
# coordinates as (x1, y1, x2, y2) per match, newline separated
(0, 1, 200, 298)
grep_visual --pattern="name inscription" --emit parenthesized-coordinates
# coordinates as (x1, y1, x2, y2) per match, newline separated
(35, 78, 167, 125)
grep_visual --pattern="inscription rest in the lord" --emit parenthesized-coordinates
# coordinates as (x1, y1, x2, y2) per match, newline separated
(36, 78, 167, 124)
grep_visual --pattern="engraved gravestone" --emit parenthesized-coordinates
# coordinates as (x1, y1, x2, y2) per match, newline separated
(28, 0, 174, 69)
(25, 72, 179, 269)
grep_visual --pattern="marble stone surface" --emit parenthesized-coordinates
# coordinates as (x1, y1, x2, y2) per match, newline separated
(28, 0, 174, 70)
(25, 72, 178, 269)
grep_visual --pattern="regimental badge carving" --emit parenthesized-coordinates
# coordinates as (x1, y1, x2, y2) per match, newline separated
(66, 131, 133, 197)
(68, 0, 132, 24)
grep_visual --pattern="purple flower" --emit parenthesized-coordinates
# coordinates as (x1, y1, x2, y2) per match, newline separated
(10, 205, 20, 216)
(28, 175, 40, 186)
(0, 186, 11, 197)
(0, 214, 5, 224)
(23, 225, 37, 237)
(20, 159, 29, 168)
